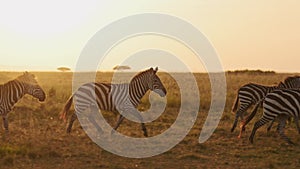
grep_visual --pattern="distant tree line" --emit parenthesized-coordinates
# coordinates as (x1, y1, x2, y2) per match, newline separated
(227, 69, 276, 75)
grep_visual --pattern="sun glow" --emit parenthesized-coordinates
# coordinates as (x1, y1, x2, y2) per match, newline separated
(0, 1, 300, 72)
(0, 0, 101, 37)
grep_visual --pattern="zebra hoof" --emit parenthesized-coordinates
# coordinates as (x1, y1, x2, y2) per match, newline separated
(5, 130, 9, 135)
(66, 128, 71, 134)
(96, 128, 104, 135)
(111, 129, 116, 135)
(230, 127, 235, 133)
(287, 140, 296, 146)
(231, 123, 238, 132)
(249, 138, 254, 144)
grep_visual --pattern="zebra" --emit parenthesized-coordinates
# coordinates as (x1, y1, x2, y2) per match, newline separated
(0, 72, 46, 133)
(238, 77, 300, 138)
(231, 76, 300, 136)
(279, 76, 300, 88)
(60, 67, 167, 137)
(249, 89, 300, 145)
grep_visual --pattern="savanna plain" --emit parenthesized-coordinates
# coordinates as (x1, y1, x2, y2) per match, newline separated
(0, 71, 300, 169)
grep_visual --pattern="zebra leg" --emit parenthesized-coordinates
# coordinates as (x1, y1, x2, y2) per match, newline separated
(87, 105, 103, 134)
(88, 115, 103, 134)
(231, 103, 251, 132)
(267, 119, 275, 132)
(294, 116, 300, 134)
(66, 113, 77, 133)
(141, 123, 148, 137)
(112, 115, 125, 134)
(2, 116, 9, 133)
(131, 111, 148, 137)
(238, 104, 259, 138)
(249, 118, 269, 144)
(113, 109, 148, 137)
(277, 115, 295, 145)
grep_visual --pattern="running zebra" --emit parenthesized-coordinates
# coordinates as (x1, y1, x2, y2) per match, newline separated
(249, 89, 300, 145)
(60, 67, 167, 137)
(231, 76, 300, 136)
(0, 72, 46, 133)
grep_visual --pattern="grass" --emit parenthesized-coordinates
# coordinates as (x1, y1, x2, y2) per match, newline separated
(0, 71, 300, 168)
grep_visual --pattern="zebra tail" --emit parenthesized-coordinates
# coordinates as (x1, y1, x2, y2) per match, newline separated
(60, 95, 73, 122)
(232, 94, 239, 112)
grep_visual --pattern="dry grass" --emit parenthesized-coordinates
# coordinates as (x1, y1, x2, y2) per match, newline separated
(0, 71, 300, 169)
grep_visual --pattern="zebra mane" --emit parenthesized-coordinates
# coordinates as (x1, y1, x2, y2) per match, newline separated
(130, 67, 157, 82)
(16, 72, 38, 85)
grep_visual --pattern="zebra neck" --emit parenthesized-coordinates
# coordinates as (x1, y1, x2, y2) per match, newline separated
(3, 80, 26, 106)
(129, 80, 148, 106)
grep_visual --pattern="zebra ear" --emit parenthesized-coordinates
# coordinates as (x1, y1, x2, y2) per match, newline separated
(154, 67, 158, 74)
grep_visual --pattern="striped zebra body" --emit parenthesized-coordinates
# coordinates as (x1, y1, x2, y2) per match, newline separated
(73, 83, 115, 113)
(0, 72, 46, 133)
(73, 83, 143, 114)
(249, 89, 300, 145)
(231, 83, 277, 133)
(60, 67, 167, 137)
(231, 76, 300, 136)
(0, 80, 25, 114)
(279, 76, 300, 88)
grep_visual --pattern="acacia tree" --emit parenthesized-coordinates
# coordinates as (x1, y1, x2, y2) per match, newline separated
(57, 67, 71, 72)
(113, 65, 131, 71)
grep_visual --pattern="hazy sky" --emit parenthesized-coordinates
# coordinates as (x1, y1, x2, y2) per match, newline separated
(0, 0, 300, 72)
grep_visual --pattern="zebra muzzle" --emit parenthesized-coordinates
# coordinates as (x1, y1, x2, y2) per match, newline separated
(153, 89, 166, 97)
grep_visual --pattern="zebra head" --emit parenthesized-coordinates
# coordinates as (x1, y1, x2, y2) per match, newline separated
(18, 72, 46, 102)
(148, 67, 167, 97)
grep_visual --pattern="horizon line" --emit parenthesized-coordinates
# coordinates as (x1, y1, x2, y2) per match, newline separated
(0, 70, 299, 74)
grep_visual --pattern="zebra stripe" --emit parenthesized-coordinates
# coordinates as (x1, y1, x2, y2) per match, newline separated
(249, 89, 300, 145)
(231, 76, 300, 136)
(60, 67, 167, 137)
(0, 72, 46, 132)
(279, 76, 300, 88)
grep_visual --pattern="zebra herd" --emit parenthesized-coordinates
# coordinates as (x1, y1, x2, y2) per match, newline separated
(0, 68, 300, 145)
(231, 76, 300, 144)
(0, 68, 166, 137)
